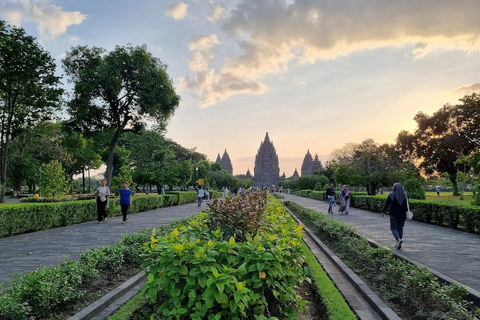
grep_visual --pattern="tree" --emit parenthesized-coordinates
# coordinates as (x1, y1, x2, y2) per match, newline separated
(40, 160, 69, 198)
(397, 103, 478, 195)
(332, 139, 404, 195)
(62, 44, 180, 189)
(0, 22, 63, 201)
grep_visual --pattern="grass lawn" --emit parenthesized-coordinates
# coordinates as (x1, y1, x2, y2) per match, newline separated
(374, 191, 475, 206)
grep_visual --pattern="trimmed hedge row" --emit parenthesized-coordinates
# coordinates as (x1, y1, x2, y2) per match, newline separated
(292, 190, 480, 233)
(0, 191, 222, 238)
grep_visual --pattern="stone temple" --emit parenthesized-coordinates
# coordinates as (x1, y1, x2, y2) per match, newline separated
(301, 150, 323, 176)
(215, 149, 233, 175)
(254, 132, 280, 187)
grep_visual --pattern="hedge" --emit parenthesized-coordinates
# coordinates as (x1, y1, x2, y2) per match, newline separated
(0, 192, 211, 238)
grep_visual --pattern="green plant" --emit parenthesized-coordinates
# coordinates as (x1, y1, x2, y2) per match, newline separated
(141, 196, 309, 319)
(39, 160, 70, 199)
(404, 178, 426, 200)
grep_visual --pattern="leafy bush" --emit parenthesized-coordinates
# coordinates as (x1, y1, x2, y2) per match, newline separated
(404, 178, 426, 200)
(141, 195, 309, 320)
(205, 192, 267, 241)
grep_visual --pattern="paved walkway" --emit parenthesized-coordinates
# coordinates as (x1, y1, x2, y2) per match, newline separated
(282, 194, 480, 294)
(0, 201, 204, 284)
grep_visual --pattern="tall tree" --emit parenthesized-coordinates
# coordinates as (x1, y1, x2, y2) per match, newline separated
(62, 44, 180, 189)
(397, 103, 478, 195)
(0, 22, 63, 201)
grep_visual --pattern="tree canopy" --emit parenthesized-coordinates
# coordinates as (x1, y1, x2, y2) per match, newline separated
(62, 44, 180, 188)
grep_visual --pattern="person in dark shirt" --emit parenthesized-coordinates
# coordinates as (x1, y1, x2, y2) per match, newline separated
(325, 183, 336, 214)
(382, 183, 408, 249)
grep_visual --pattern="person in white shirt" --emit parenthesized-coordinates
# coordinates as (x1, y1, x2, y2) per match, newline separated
(95, 178, 111, 223)
(197, 186, 204, 207)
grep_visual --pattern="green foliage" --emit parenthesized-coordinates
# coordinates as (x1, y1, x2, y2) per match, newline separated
(205, 192, 267, 242)
(0, 212, 195, 319)
(404, 178, 426, 200)
(112, 165, 134, 194)
(141, 196, 309, 319)
(10, 257, 84, 318)
(39, 160, 70, 198)
(285, 201, 477, 319)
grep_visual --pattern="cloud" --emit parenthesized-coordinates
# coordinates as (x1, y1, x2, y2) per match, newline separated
(206, 1, 224, 22)
(166, 2, 188, 20)
(187, 34, 219, 51)
(0, 0, 86, 40)
(451, 83, 480, 96)
(182, 0, 480, 106)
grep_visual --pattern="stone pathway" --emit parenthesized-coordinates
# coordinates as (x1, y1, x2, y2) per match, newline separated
(0, 201, 204, 284)
(282, 194, 480, 294)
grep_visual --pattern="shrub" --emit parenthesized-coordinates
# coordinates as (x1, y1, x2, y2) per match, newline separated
(141, 196, 309, 320)
(404, 178, 426, 200)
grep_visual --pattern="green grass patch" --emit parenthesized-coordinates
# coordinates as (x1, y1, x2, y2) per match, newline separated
(107, 292, 148, 320)
(301, 242, 357, 320)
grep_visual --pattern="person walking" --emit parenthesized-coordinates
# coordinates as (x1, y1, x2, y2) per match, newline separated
(95, 178, 111, 223)
(205, 188, 210, 202)
(197, 186, 204, 207)
(325, 183, 336, 214)
(116, 181, 133, 224)
(338, 185, 350, 214)
(436, 186, 441, 196)
(381, 182, 408, 249)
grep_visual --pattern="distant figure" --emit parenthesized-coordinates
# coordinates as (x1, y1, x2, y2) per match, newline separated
(116, 181, 133, 224)
(436, 186, 441, 196)
(160, 186, 165, 195)
(381, 183, 408, 249)
(205, 188, 210, 202)
(325, 183, 336, 214)
(95, 178, 111, 223)
(338, 185, 350, 214)
(197, 186, 204, 207)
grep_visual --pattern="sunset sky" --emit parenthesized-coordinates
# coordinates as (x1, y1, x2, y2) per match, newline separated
(1, 0, 480, 177)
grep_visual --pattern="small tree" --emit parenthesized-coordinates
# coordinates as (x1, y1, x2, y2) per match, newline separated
(40, 160, 69, 198)
(112, 165, 134, 194)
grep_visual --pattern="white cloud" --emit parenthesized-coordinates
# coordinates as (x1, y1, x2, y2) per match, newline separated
(206, 1, 224, 22)
(182, 0, 480, 106)
(0, 0, 86, 40)
(451, 83, 480, 96)
(187, 34, 219, 51)
(166, 2, 188, 20)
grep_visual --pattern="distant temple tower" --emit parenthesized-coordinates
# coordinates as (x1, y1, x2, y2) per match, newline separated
(254, 132, 280, 187)
(301, 149, 314, 176)
(245, 169, 253, 179)
(311, 154, 323, 173)
(215, 149, 233, 174)
(291, 168, 300, 180)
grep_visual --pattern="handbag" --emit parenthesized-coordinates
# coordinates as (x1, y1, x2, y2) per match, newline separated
(406, 197, 413, 220)
(100, 195, 107, 202)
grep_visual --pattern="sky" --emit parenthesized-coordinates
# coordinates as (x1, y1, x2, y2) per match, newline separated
(1, 0, 480, 177)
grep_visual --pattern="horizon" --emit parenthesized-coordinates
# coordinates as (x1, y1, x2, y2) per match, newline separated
(1, 0, 479, 176)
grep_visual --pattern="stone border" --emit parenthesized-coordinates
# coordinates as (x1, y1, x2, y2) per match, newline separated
(67, 272, 146, 320)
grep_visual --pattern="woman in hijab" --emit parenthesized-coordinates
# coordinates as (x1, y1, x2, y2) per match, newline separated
(382, 183, 408, 249)
(338, 185, 350, 214)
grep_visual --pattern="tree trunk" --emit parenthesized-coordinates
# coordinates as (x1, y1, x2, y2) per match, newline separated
(105, 129, 123, 190)
(82, 167, 86, 193)
(449, 173, 460, 196)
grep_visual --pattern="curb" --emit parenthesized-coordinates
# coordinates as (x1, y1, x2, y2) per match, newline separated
(289, 210, 402, 320)
(68, 272, 146, 320)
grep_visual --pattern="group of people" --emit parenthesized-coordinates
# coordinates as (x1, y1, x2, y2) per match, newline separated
(325, 182, 411, 250)
(197, 186, 210, 207)
(95, 179, 133, 224)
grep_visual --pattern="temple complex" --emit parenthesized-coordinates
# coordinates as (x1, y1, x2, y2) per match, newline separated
(245, 169, 253, 179)
(311, 154, 323, 173)
(301, 149, 314, 176)
(254, 132, 280, 187)
(215, 149, 233, 174)
(291, 168, 300, 180)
